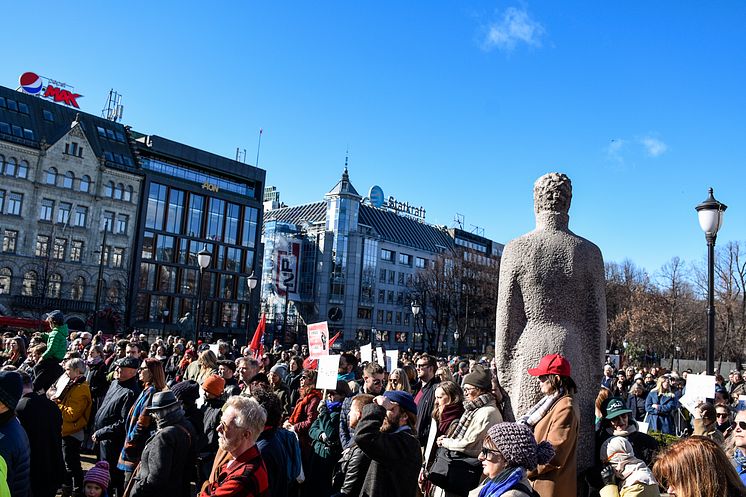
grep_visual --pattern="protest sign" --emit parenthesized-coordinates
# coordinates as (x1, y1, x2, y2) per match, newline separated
(307, 322, 330, 359)
(360, 343, 373, 364)
(375, 346, 385, 369)
(385, 349, 399, 372)
(317, 355, 341, 391)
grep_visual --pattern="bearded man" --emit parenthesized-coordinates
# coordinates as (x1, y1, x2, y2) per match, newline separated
(354, 390, 421, 497)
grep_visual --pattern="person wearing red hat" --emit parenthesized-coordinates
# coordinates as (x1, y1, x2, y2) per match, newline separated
(518, 354, 579, 497)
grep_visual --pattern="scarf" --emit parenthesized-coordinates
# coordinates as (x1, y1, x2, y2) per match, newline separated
(438, 402, 466, 436)
(338, 372, 355, 382)
(326, 400, 342, 411)
(735, 449, 746, 472)
(605, 421, 638, 438)
(478, 467, 524, 497)
(452, 393, 494, 440)
(518, 388, 564, 428)
(86, 356, 102, 367)
(118, 385, 155, 471)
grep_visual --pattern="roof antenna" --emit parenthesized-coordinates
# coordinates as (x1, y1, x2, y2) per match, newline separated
(255, 128, 263, 167)
(344, 146, 349, 173)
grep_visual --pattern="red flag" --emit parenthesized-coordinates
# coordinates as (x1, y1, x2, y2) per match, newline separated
(329, 331, 342, 347)
(249, 313, 266, 359)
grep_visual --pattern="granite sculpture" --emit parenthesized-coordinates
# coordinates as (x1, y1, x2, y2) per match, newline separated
(494, 172, 606, 470)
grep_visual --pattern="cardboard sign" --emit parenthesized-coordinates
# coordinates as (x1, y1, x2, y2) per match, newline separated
(360, 343, 373, 364)
(307, 322, 330, 359)
(375, 346, 385, 369)
(317, 355, 341, 391)
(686, 374, 716, 400)
(637, 421, 650, 434)
(385, 349, 399, 372)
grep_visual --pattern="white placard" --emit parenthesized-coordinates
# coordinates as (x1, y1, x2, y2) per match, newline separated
(686, 374, 716, 400)
(678, 393, 699, 416)
(637, 421, 650, 434)
(375, 347, 386, 369)
(308, 322, 330, 359)
(424, 418, 438, 462)
(360, 343, 373, 364)
(317, 355, 341, 391)
(385, 350, 399, 372)
(209, 344, 220, 357)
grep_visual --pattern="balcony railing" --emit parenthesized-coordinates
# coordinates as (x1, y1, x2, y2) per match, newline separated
(12, 295, 95, 314)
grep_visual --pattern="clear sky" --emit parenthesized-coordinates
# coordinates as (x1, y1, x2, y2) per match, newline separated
(4, 1, 744, 276)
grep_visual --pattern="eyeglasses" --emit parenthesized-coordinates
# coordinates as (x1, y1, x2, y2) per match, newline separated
(538, 375, 552, 383)
(480, 447, 501, 459)
(716, 413, 730, 418)
(416, 363, 431, 369)
(463, 386, 477, 394)
(370, 379, 382, 386)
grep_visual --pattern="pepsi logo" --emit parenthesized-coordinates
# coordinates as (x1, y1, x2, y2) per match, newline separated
(19, 72, 43, 94)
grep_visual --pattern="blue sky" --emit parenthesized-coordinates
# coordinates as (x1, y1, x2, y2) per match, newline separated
(4, 2, 744, 277)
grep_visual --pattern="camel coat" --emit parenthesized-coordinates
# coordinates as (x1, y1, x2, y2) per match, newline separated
(526, 395, 578, 497)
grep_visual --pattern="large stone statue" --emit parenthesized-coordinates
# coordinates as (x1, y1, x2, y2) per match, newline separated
(494, 172, 606, 470)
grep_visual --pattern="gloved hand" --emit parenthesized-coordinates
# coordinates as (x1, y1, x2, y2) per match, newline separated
(600, 464, 617, 486)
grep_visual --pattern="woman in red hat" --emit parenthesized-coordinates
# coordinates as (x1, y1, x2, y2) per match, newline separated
(518, 353, 579, 497)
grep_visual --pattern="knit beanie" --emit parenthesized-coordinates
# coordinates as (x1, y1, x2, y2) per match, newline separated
(202, 375, 225, 398)
(462, 366, 492, 391)
(0, 371, 22, 411)
(487, 422, 555, 471)
(84, 460, 110, 490)
(171, 380, 200, 403)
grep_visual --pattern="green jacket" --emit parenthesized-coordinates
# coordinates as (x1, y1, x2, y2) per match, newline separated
(41, 324, 68, 361)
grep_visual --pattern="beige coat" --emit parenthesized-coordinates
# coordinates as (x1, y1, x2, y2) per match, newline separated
(440, 399, 503, 457)
(526, 395, 578, 497)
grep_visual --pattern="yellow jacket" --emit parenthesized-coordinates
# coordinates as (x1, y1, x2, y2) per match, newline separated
(57, 381, 92, 437)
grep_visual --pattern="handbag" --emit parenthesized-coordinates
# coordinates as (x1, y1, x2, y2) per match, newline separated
(426, 447, 482, 495)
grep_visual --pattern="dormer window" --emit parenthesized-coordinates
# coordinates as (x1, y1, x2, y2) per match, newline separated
(64, 142, 83, 158)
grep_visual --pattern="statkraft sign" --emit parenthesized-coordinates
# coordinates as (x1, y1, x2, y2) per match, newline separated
(18, 72, 82, 109)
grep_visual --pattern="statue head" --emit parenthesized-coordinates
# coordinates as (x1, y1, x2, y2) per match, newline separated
(533, 173, 572, 214)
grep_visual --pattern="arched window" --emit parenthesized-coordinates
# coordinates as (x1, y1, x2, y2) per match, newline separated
(107, 280, 121, 305)
(22, 271, 37, 296)
(79, 175, 91, 193)
(47, 273, 62, 298)
(46, 167, 58, 185)
(114, 183, 124, 200)
(0, 268, 11, 294)
(62, 171, 74, 189)
(16, 161, 28, 179)
(123, 185, 133, 202)
(4, 157, 16, 177)
(104, 181, 114, 197)
(0, 155, 4, 174)
(71, 276, 85, 301)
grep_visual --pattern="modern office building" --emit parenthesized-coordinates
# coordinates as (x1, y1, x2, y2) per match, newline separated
(128, 134, 265, 342)
(0, 84, 141, 331)
(261, 168, 503, 351)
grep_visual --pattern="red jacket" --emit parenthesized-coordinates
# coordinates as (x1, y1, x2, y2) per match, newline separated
(200, 445, 269, 497)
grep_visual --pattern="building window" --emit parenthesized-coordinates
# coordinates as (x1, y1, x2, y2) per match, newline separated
(3, 157, 15, 176)
(165, 189, 185, 233)
(186, 194, 205, 237)
(395, 312, 402, 325)
(0, 190, 4, 212)
(98, 246, 110, 266)
(40, 198, 54, 221)
(398, 272, 405, 285)
(116, 214, 129, 234)
(241, 207, 258, 248)
(388, 270, 395, 285)
(416, 257, 427, 269)
(376, 309, 384, 324)
(387, 291, 394, 305)
(206, 198, 225, 241)
(43, 109, 54, 121)
(357, 308, 372, 320)
(6, 192, 22, 215)
(0, 268, 10, 294)
(111, 247, 124, 268)
(73, 206, 88, 227)
(71, 276, 85, 300)
(70, 240, 83, 262)
(396, 292, 404, 305)
(145, 183, 167, 230)
(104, 181, 114, 197)
(107, 281, 121, 305)
(114, 183, 124, 200)
(79, 175, 91, 193)
(64, 142, 82, 157)
(16, 161, 28, 179)
(62, 171, 74, 189)
(142, 232, 155, 259)
(404, 313, 410, 326)
(385, 311, 393, 324)
(35, 235, 50, 257)
(47, 273, 62, 298)
(398, 253, 412, 266)
(378, 289, 385, 304)
(123, 185, 133, 202)
(46, 167, 58, 185)
(379, 268, 386, 283)
(22, 271, 37, 296)
(2, 230, 17, 253)
(57, 202, 71, 225)
(53, 238, 66, 260)
(102, 211, 115, 232)
(225, 203, 240, 245)
(381, 249, 394, 261)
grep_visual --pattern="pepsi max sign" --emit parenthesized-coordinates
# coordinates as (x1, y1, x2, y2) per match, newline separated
(19, 72, 82, 109)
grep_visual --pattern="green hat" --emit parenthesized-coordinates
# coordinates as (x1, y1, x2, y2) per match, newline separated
(602, 397, 632, 420)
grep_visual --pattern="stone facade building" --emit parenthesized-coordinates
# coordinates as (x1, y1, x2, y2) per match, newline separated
(0, 85, 140, 331)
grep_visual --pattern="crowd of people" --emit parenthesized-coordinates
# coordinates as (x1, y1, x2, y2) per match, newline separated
(0, 310, 745, 497)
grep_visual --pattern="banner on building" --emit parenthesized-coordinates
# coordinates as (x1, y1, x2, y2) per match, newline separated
(276, 240, 301, 298)
(308, 321, 330, 359)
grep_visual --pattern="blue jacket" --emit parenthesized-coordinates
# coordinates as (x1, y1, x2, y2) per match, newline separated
(645, 390, 677, 435)
(734, 453, 746, 487)
(0, 413, 31, 497)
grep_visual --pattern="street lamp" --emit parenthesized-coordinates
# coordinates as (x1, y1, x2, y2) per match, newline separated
(454, 330, 460, 356)
(245, 271, 258, 347)
(195, 246, 212, 344)
(675, 345, 681, 372)
(411, 301, 421, 350)
(696, 188, 727, 375)
(161, 308, 169, 336)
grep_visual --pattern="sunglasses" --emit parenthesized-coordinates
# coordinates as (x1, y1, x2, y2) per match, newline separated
(737, 421, 746, 430)
(716, 413, 730, 418)
(480, 447, 501, 458)
(538, 375, 552, 383)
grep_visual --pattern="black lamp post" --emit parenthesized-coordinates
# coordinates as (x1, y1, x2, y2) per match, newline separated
(696, 188, 727, 375)
(245, 271, 258, 347)
(195, 246, 212, 344)
(161, 308, 169, 336)
(411, 300, 421, 351)
(453, 330, 460, 356)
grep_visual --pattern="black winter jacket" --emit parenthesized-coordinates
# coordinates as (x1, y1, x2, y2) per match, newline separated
(355, 404, 422, 497)
(93, 376, 141, 462)
(332, 441, 371, 497)
(414, 377, 440, 447)
(17, 392, 65, 497)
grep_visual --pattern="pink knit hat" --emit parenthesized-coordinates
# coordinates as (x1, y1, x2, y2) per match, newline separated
(84, 461, 110, 490)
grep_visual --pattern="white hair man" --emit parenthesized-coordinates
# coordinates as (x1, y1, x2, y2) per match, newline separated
(199, 396, 269, 497)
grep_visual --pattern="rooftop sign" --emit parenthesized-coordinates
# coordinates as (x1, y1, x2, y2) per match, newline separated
(18, 72, 82, 109)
